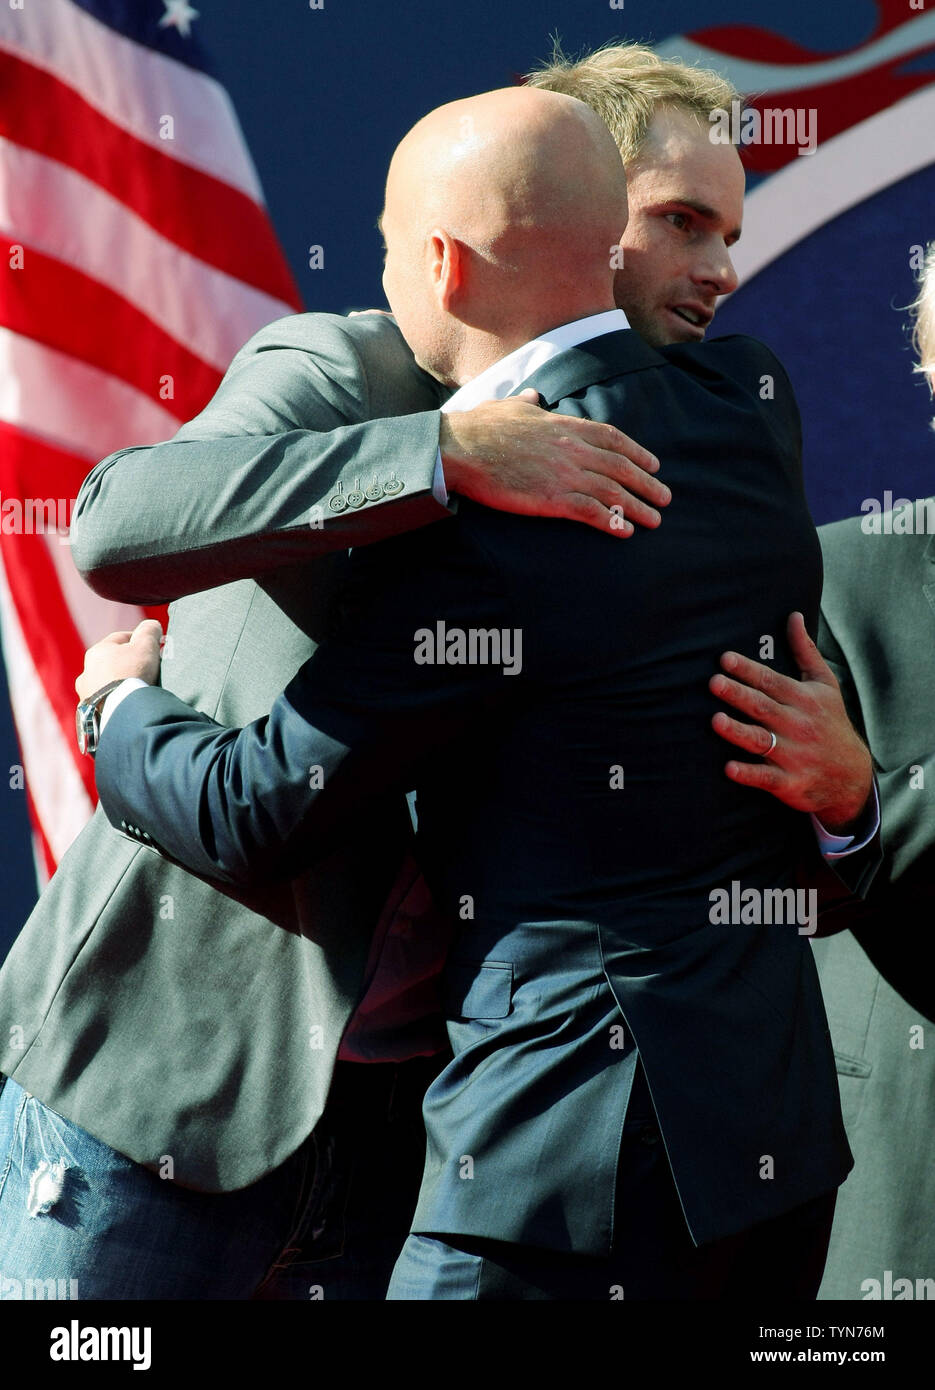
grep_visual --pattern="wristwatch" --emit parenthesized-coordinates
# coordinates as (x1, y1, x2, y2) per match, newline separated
(75, 680, 126, 756)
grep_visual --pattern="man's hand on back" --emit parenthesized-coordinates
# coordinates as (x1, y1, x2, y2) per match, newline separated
(440, 389, 670, 536)
(708, 611, 874, 833)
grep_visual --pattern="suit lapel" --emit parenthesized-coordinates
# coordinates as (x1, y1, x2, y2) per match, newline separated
(511, 330, 664, 408)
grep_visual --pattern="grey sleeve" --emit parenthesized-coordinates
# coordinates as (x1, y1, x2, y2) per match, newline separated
(71, 312, 453, 605)
(816, 606, 881, 900)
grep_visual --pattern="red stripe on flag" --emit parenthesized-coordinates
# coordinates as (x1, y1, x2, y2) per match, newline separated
(0, 552, 96, 810)
(0, 423, 173, 809)
(0, 50, 302, 311)
(738, 61, 935, 175)
(871, 2, 931, 42)
(0, 420, 169, 622)
(1, 242, 224, 424)
(692, 11, 929, 63)
(0, 421, 89, 530)
(692, 25, 829, 65)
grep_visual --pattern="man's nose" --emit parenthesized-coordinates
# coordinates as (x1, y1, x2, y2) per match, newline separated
(693, 243, 739, 297)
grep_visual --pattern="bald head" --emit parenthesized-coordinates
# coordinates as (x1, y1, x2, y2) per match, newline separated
(380, 87, 628, 383)
(388, 87, 626, 266)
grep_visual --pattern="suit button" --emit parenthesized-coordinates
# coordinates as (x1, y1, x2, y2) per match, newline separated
(639, 1124, 660, 1146)
(364, 482, 383, 501)
(346, 490, 365, 508)
(383, 477, 404, 496)
(328, 495, 347, 513)
(120, 820, 128, 830)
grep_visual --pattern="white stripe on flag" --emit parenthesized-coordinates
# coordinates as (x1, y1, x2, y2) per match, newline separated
(656, 14, 935, 94)
(0, 0, 265, 203)
(0, 139, 293, 372)
(0, 550, 95, 863)
(43, 531, 146, 653)
(0, 327, 180, 458)
(729, 86, 935, 290)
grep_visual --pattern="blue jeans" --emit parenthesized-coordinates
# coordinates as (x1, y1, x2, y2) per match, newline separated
(0, 1059, 437, 1300)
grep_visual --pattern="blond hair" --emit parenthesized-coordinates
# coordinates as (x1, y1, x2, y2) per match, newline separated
(911, 243, 935, 390)
(525, 39, 741, 165)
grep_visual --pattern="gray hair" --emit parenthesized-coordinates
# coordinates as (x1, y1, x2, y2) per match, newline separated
(911, 242, 935, 391)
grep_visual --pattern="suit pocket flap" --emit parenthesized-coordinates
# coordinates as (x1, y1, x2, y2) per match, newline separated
(444, 961, 513, 1020)
(833, 1050, 872, 1079)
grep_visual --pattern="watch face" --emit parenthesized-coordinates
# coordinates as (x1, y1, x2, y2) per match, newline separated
(76, 704, 90, 756)
(75, 702, 100, 756)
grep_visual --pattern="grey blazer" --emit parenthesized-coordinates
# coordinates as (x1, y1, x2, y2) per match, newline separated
(813, 513, 935, 1297)
(0, 312, 450, 1190)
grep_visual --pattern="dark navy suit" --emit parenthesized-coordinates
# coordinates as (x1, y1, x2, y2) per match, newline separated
(95, 331, 859, 1286)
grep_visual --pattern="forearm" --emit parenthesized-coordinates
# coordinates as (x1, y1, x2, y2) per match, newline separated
(73, 412, 447, 604)
(93, 515, 515, 886)
(71, 311, 449, 604)
(94, 684, 395, 886)
(95, 659, 491, 888)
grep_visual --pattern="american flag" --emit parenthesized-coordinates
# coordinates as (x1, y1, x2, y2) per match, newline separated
(0, 0, 300, 887)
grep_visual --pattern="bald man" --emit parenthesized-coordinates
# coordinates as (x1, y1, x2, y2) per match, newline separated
(0, 58, 672, 1307)
(85, 86, 864, 1300)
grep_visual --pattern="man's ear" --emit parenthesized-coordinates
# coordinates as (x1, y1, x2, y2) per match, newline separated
(428, 227, 463, 312)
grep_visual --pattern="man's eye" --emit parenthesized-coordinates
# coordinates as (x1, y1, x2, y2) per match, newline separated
(666, 212, 690, 231)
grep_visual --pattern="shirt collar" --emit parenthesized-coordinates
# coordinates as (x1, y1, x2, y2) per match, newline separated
(441, 308, 630, 414)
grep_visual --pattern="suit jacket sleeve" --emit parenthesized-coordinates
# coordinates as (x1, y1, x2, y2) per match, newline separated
(71, 313, 452, 605)
(804, 610, 882, 902)
(817, 603, 935, 1014)
(93, 516, 515, 887)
